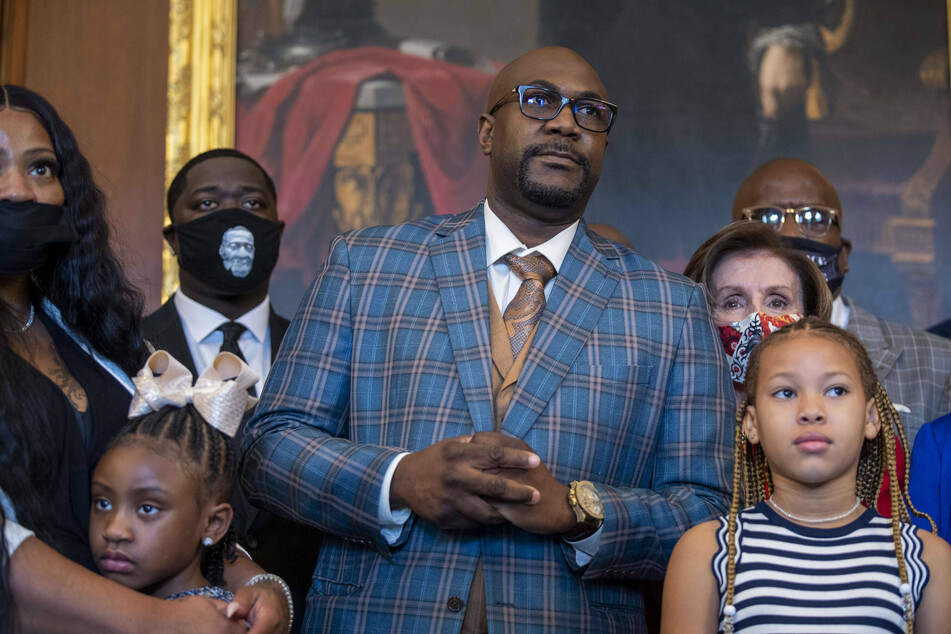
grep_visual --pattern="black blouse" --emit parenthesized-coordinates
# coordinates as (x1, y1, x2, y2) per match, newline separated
(10, 308, 132, 569)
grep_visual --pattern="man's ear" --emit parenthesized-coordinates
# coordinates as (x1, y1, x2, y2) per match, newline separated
(743, 405, 760, 444)
(202, 502, 233, 547)
(839, 236, 852, 275)
(478, 114, 495, 156)
(864, 397, 881, 440)
(162, 224, 178, 256)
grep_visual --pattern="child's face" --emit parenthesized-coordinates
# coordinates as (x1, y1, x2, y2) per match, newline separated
(743, 333, 880, 489)
(89, 441, 214, 597)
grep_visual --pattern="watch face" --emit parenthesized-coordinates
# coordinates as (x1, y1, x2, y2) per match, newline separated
(577, 482, 604, 518)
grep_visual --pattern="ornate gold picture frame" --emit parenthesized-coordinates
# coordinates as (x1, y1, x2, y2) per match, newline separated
(163, 0, 237, 300)
(165, 1, 951, 324)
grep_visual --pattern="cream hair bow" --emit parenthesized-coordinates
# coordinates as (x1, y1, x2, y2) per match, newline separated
(127, 351, 259, 438)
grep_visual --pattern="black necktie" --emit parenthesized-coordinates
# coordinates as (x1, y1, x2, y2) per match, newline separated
(217, 321, 257, 396)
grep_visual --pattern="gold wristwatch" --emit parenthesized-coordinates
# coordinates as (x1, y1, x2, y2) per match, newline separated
(565, 480, 604, 540)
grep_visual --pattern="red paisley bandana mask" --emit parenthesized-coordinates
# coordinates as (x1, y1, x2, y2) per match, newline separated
(717, 312, 803, 384)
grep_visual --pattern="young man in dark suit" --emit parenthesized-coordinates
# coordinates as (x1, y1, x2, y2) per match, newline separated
(145, 149, 287, 387)
(144, 149, 318, 631)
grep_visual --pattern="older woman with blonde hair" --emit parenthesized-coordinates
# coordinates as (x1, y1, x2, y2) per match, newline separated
(684, 221, 832, 398)
(684, 221, 905, 517)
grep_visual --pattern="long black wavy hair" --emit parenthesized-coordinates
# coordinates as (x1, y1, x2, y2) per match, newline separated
(0, 85, 146, 550)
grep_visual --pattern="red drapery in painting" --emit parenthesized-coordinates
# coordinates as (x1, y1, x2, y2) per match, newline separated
(238, 46, 495, 277)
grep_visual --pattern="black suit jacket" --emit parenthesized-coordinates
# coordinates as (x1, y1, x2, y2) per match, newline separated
(143, 295, 318, 629)
(142, 295, 290, 377)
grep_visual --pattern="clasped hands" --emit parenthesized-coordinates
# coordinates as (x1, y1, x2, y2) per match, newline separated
(390, 431, 577, 535)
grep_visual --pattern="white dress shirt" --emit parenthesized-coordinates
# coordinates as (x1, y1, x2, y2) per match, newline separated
(173, 290, 273, 394)
(378, 202, 599, 564)
(831, 295, 850, 330)
(483, 199, 577, 310)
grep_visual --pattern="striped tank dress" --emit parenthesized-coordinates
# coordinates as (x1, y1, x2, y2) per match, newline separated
(712, 501, 929, 633)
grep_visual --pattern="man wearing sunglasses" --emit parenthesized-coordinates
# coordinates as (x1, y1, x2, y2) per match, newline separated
(243, 46, 733, 633)
(732, 157, 951, 447)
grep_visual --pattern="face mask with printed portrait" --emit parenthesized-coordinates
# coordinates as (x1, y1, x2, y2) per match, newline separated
(171, 208, 281, 296)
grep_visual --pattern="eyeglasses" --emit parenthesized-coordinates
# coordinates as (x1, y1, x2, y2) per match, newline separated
(742, 205, 840, 239)
(488, 85, 618, 133)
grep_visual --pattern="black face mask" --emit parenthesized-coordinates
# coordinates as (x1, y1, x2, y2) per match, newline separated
(170, 208, 282, 297)
(0, 199, 77, 275)
(780, 235, 846, 295)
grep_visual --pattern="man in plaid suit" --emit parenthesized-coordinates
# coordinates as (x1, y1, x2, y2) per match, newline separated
(242, 46, 734, 633)
(733, 158, 951, 448)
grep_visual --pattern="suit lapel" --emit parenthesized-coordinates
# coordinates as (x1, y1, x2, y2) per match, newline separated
(430, 205, 495, 433)
(845, 297, 900, 379)
(502, 223, 619, 440)
(145, 295, 199, 377)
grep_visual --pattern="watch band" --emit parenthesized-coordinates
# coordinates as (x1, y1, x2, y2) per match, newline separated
(565, 480, 604, 541)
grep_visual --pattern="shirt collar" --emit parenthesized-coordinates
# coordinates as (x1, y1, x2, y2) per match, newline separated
(831, 295, 849, 329)
(483, 199, 579, 272)
(173, 290, 270, 344)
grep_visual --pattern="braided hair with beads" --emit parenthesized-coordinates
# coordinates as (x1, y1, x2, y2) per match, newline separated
(721, 319, 935, 634)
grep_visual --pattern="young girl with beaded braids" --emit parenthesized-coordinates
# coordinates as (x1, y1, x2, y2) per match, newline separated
(661, 319, 951, 633)
(88, 351, 259, 605)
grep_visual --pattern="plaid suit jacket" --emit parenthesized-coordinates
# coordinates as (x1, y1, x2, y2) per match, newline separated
(242, 204, 734, 633)
(844, 296, 951, 448)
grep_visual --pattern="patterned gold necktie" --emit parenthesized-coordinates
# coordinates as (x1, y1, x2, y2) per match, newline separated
(501, 252, 556, 358)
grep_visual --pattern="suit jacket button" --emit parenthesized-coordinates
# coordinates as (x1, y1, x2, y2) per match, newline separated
(447, 596, 464, 612)
(245, 535, 259, 550)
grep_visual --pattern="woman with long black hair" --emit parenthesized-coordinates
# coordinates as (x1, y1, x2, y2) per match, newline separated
(0, 84, 145, 568)
(0, 86, 288, 631)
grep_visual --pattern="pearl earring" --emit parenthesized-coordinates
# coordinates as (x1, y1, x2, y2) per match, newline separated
(202, 537, 213, 547)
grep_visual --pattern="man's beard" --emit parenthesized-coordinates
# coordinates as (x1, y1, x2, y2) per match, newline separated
(517, 142, 591, 209)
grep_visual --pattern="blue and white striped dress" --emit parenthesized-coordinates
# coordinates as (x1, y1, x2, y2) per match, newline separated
(712, 502, 929, 633)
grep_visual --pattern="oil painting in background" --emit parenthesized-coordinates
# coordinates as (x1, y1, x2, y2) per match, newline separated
(235, 0, 951, 331)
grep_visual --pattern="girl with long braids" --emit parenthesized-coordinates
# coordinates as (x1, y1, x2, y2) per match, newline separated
(661, 319, 950, 633)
